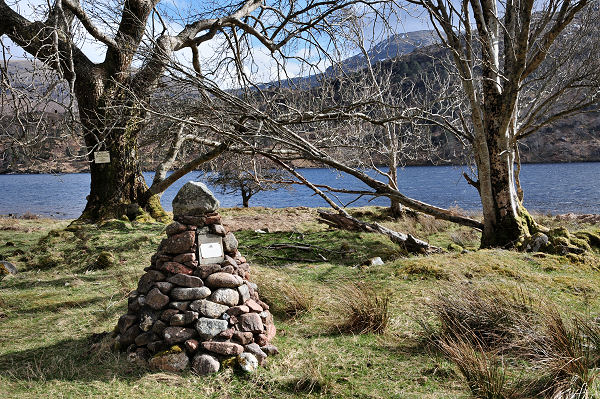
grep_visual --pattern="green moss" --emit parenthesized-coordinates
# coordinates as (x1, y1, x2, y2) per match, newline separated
(575, 231, 600, 249)
(92, 251, 115, 270)
(447, 243, 463, 252)
(146, 194, 170, 223)
(221, 356, 238, 368)
(99, 219, 131, 230)
(552, 236, 570, 247)
(153, 345, 183, 358)
(549, 227, 570, 239)
(36, 254, 61, 270)
(569, 237, 592, 252)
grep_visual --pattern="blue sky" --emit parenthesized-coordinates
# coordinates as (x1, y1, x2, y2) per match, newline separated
(2, 0, 434, 85)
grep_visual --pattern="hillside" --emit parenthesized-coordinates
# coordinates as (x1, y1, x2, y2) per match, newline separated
(1, 30, 599, 174)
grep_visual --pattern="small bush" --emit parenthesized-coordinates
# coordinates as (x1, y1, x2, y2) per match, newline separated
(331, 282, 389, 334)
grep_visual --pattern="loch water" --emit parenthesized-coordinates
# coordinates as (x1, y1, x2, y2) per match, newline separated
(0, 163, 598, 219)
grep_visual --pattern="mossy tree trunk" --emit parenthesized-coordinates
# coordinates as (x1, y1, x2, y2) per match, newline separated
(75, 77, 168, 223)
(474, 112, 537, 248)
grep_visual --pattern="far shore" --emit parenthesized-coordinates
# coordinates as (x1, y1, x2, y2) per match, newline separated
(2, 159, 600, 175)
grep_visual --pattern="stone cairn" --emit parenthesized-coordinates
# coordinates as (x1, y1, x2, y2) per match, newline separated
(115, 181, 277, 374)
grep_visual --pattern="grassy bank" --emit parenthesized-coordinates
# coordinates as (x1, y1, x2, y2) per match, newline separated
(0, 207, 599, 398)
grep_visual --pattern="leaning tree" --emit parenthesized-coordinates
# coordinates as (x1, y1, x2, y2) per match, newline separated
(0, 0, 384, 222)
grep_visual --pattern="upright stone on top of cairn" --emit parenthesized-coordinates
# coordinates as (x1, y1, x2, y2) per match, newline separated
(115, 182, 277, 374)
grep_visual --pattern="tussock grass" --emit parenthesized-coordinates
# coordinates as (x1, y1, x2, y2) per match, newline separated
(422, 285, 539, 349)
(253, 272, 314, 319)
(438, 335, 514, 399)
(329, 282, 389, 335)
(424, 285, 600, 398)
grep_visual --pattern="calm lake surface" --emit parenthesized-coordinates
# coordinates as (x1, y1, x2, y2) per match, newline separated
(0, 163, 599, 219)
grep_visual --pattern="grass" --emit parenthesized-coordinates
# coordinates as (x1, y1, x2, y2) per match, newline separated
(0, 207, 599, 398)
(424, 285, 600, 398)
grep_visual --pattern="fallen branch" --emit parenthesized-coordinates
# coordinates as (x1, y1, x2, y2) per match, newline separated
(318, 210, 443, 254)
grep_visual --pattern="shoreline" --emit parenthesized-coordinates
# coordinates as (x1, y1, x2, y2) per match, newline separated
(2, 159, 600, 176)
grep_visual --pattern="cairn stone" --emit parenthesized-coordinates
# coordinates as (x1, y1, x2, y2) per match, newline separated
(112, 181, 278, 375)
(201, 341, 244, 356)
(149, 351, 189, 372)
(223, 233, 239, 254)
(195, 317, 228, 340)
(137, 270, 166, 294)
(172, 181, 220, 217)
(170, 287, 211, 301)
(238, 284, 250, 303)
(155, 282, 174, 294)
(165, 221, 188, 236)
(238, 352, 258, 373)
(205, 272, 243, 288)
(118, 314, 137, 334)
(167, 273, 204, 287)
(162, 231, 196, 254)
(146, 288, 170, 310)
(190, 299, 229, 319)
(210, 288, 240, 306)
(245, 343, 267, 365)
(163, 327, 197, 345)
(193, 354, 220, 375)
(240, 313, 263, 333)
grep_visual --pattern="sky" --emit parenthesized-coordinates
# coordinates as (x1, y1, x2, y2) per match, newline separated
(1, 0, 434, 87)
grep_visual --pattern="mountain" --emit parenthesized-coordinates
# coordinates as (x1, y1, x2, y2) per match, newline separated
(333, 30, 439, 73)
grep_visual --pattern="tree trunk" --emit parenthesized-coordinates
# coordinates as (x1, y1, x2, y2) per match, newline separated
(389, 200, 404, 219)
(317, 210, 441, 254)
(241, 187, 251, 208)
(477, 113, 537, 248)
(77, 92, 167, 222)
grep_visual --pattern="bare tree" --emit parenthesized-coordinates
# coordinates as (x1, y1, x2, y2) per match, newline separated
(404, 0, 600, 247)
(0, 0, 384, 222)
(204, 154, 291, 208)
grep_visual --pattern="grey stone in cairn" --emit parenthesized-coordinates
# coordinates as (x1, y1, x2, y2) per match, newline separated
(114, 181, 277, 374)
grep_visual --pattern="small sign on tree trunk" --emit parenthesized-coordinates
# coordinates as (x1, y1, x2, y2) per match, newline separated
(94, 151, 110, 164)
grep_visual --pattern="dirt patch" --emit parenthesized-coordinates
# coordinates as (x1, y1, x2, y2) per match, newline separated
(221, 207, 321, 232)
